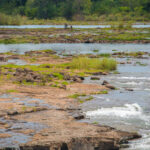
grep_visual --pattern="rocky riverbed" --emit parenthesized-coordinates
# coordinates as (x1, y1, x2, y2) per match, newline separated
(0, 49, 141, 150)
(0, 27, 149, 44)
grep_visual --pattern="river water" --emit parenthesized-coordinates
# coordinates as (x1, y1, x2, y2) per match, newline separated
(82, 57, 150, 149)
(0, 43, 150, 149)
(0, 43, 150, 54)
(0, 24, 150, 29)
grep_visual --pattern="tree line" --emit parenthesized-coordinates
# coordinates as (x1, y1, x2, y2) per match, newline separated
(0, 0, 149, 20)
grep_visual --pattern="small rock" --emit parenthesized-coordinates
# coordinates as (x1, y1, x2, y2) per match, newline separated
(106, 84, 116, 90)
(90, 77, 100, 80)
(59, 84, 66, 89)
(102, 80, 109, 85)
(127, 61, 132, 64)
(120, 62, 125, 64)
(125, 88, 134, 91)
(71, 112, 85, 120)
(120, 145, 130, 148)
(41, 133, 49, 136)
(93, 72, 108, 75)
(0, 56, 6, 62)
(7, 110, 18, 116)
(18, 102, 24, 105)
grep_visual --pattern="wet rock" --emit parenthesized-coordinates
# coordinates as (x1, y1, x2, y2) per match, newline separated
(120, 62, 125, 64)
(26, 74, 34, 82)
(18, 102, 25, 105)
(102, 80, 109, 85)
(119, 133, 141, 144)
(41, 133, 49, 136)
(90, 77, 100, 80)
(0, 56, 6, 62)
(127, 61, 132, 64)
(88, 55, 98, 58)
(59, 84, 67, 89)
(13, 68, 47, 84)
(63, 73, 84, 83)
(105, 84, 116, 90)
(120, 144, 129, 148)
(72, 76, 82, 83)
(93, 72, 108, 75)
(7, 110, 18, 116)
(125, 88, 134, 91)
(85, 39, 93, 43)
(25, 50, 56, 56)
(45, 65, 51, 68)
(71, 112, 85, 120)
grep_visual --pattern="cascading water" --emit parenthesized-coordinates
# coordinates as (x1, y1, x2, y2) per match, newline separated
(81, 56, 150, 150)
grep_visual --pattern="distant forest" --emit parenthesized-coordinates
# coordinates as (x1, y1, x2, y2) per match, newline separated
(0, 0, 150, 20)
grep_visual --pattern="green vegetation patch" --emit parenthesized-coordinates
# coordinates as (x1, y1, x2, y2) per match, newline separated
(68, 93, 87, 99)
(6, 89, 19, 93)
(70, 57, 117, 71)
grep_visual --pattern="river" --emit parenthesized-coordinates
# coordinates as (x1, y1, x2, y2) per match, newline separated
(0, 24, 150, 29)
(0, 43, 150, 149)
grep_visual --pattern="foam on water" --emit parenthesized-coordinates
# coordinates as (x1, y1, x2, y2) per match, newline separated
(127, 132, 150, 150)
(124, 81, 143, 85)
(118, 77, 150, 80)
(86, 103, 143, 118)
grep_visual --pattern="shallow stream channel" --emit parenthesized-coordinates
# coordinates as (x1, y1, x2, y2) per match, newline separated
(0, 94, 51, 149)
(0, 43, 150, 149)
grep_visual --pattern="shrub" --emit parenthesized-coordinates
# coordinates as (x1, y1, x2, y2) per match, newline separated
(0, 13, 21, 25)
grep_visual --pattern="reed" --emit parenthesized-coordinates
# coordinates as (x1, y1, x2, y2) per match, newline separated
(70, 57, 117, 71)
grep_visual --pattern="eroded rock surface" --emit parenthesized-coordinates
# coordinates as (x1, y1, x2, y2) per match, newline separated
(0, 83, 141, 150)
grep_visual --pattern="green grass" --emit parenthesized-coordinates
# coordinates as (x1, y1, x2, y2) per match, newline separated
(40, 49, 54, 53)
(85, 96, 94, 101)
(93, 50, 99, 53)
(113, 71, 120, 74)
(30, 57, 38, 62)
(78, 96, 94, 103)
(70, 57, 117, 71)
(92, 121, 99, 125)
(62, 81, 69, 85)
(91, 90, 108, 95)
(136, 62, 148, 66)
(68, 93, 86, 99)
(114, 51, 146, 57)
(53, 73, 64, 80)
(98, 53, 111, 58)
(6, 89, 18, 93)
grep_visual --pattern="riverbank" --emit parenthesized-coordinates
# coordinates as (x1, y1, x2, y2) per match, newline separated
(0, 50, 141, 149)
(0, 27, 149, 44)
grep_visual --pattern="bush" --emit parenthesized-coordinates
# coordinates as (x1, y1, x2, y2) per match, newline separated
(0, 13, 21, 25)
(70, 57, 117, 71)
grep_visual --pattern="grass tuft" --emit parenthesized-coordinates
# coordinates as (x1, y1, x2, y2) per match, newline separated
(70, 57, 117, 71)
